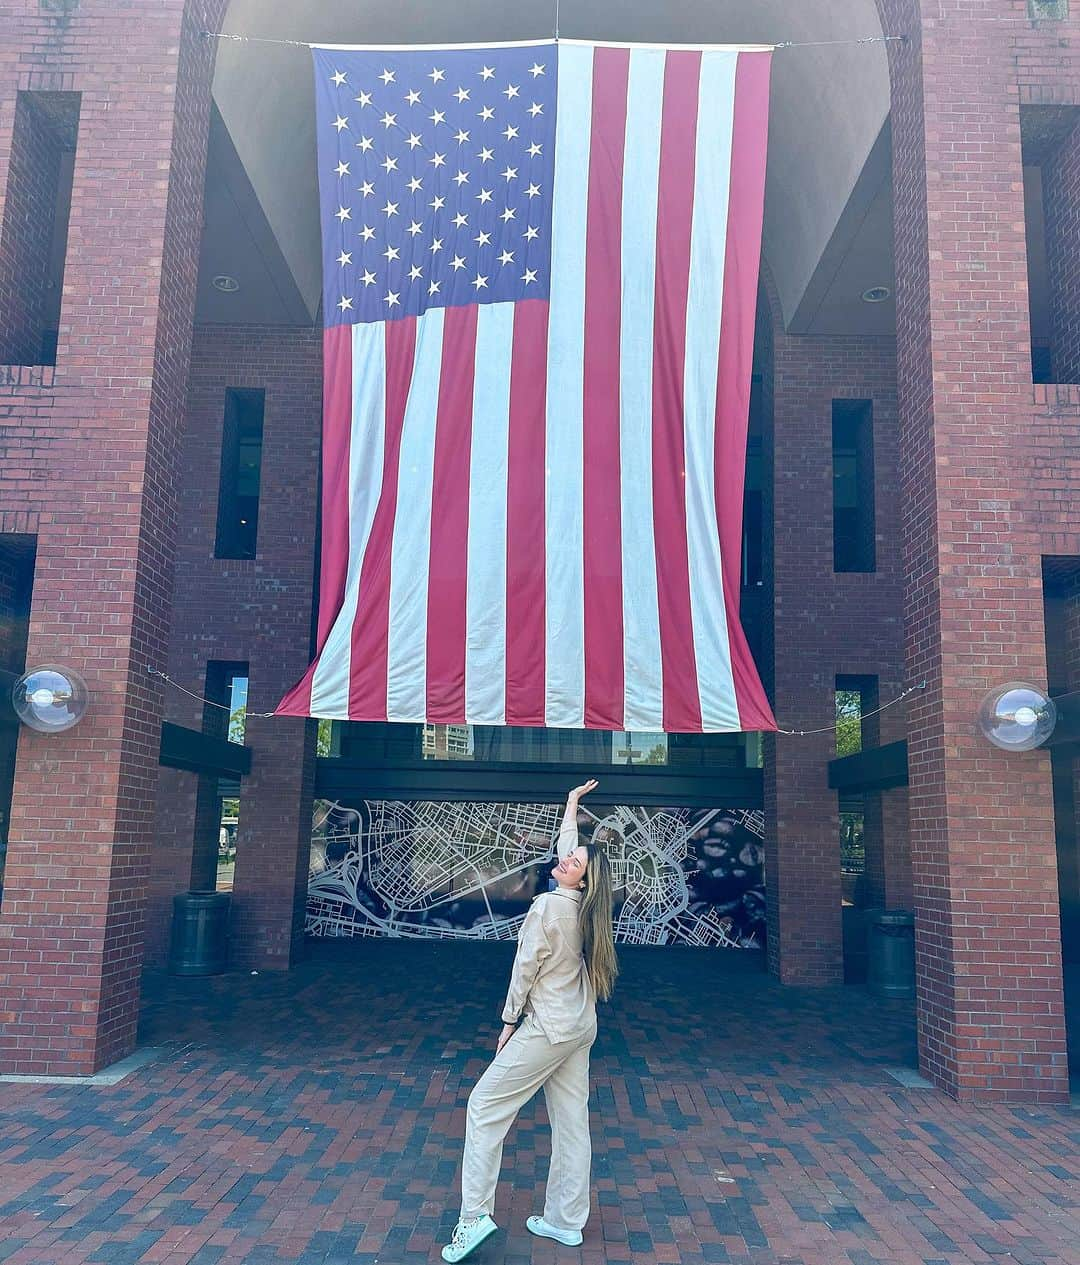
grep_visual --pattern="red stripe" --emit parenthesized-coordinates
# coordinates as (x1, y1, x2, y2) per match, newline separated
(504, 300, 549, 726)
(276, 324, 352, 716)
(715, 52, 777, 732)
(652, 50, 703, 733)
(426, 306, 479, 722)
(348, 317, 416, 720)
(582, 47, 630, 731)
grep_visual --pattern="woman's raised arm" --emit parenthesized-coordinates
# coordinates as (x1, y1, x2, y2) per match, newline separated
(557, 779, 598, 861)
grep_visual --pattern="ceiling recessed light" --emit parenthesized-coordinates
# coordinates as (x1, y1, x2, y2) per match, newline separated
(861, 285, 891, 304)
(213, 275, 240, 293)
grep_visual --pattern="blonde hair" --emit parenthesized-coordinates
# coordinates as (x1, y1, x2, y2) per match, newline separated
(579, 843, 619, 1001)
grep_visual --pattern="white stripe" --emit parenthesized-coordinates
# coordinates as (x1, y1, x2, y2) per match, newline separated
(684, 50, 740, 731)
(465, 302, 514, 724)
(618, 47, 666, 732)
(310, 322, 386, 717)
(543, 41, 593, 729)
(385, 307, 444, 722)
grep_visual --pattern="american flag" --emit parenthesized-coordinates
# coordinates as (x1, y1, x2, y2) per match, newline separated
(278, 39, 777, 734)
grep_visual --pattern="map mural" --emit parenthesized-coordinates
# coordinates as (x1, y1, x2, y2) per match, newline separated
(308, 801, 765, 948)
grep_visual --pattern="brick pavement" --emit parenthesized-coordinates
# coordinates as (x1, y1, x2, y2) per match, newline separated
(0, 941, 1077, 1265)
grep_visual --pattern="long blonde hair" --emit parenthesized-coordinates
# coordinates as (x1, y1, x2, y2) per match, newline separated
(579, 843, 618, 1001)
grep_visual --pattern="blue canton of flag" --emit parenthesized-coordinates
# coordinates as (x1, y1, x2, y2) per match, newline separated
(314, 44, 558, 324)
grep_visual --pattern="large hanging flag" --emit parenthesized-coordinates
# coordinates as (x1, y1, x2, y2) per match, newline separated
(278, 39, 777, 733)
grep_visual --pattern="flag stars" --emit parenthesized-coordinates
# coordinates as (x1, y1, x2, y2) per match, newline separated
(357, 136, 374, 152)
(524, 225, 539, 240)
(526, 183, 541, 198)
(336, 249, 353, 266)
(379, 68, 396, 85)
(380, 111, 397, 129)
(338, 295, 353, 311)
(500, 206, 516, 222)
(428, 279, 441, 295)
(501, 165, 518, 182)
(361, 269, 377, 286)
(479, 65, 496, 80)
(453, 169, 469, 186)
(478, 105, 495, 122)
(522, 268, 538, 284)
(385, 289, 400, 306)
(476, 188, 493, 204)
(429, 108, 446, 126)
(527, 142, 542, 157)
(407, 220, 424, 237)
(450, 254, 467, 270)
(383, 244, 401, 261)
(335, 205, 352, 222)
(528, 102, 543, 117)
(355, 90, 373, 107)
(430, 194, 446, 210)
(478, 147, 494, 163)
(382, 199, 399, 217)
(331, 70, 348, 87)
(430, 152, 446, 168)
(430, 237, 444, 253)
(332, 115, 349, 132)
(381, 155, 398, 173)
(454, 87, 471, 103)
(408, 264, 423, 280)
(452, 212, 468, 228)
(429, 67, 446, 83)
(503, 83, 520, 99)
(498, 249, 515, 265)
(360, 224, 376, 241)
(406, 132, 423, 149)
(360, 181, 375, 197)
(454, 128, 470, 144)
(407, 176, 423, 193)
(503, 124, 519, 140)
(335, 160, 350, 177)
(474, 230, 492, 246)
(529, 62, 545, 77)
(405, 88, 422, 105)
(472, 273, 489, 290)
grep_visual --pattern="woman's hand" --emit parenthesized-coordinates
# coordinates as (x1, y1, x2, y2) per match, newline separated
(568, 779, 598, 804)
(496, 1023, 517, 1055)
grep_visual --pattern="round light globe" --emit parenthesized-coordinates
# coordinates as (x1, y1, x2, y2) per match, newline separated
(976, 682, 1056, 751)
(12, 665, 89, 733)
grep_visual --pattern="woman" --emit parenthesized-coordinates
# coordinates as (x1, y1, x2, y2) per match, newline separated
(441, 779, 618, 1262)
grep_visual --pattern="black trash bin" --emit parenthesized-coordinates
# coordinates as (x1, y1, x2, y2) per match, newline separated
(169, 891, 231, 976)
(866, 909, 915, 998)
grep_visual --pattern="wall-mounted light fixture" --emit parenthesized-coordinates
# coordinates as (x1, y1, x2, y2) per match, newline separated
(12, 665, 89, 733)
(976, 682, 1057, 751)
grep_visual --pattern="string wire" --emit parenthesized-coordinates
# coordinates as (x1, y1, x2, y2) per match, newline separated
(202, 30, 906, 52)
(150, 667, 927, 739)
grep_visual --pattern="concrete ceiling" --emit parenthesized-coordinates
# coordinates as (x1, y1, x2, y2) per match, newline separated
(198, 0, 894, 334)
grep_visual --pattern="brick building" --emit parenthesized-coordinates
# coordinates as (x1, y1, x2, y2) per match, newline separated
(0, 0, 1077, 1105)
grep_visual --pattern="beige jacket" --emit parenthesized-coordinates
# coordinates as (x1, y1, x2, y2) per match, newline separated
(501, 821, 596, 1043)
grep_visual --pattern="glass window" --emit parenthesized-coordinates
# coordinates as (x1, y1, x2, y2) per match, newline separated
(215, 389, 265, 559)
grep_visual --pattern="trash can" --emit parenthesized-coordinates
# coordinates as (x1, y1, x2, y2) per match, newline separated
(866, 909, 915, 998)
(169, 890, 231, 976)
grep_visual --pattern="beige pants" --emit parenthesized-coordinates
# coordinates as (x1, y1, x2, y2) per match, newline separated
(460, 1013, 596, 1230)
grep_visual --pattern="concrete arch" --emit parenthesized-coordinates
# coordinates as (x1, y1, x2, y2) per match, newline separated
(208, 0, 891, 334)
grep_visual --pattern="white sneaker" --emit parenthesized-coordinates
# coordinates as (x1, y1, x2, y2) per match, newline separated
(527, 1215, 584, 1246)
(441, 1214, 498, 1262)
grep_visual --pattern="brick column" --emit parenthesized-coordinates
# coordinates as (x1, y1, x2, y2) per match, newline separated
(0, 0, 227, 1076)
(882, 0, 1069, 1102)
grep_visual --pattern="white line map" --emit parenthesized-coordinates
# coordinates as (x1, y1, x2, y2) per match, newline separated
(308, 800, 763, 947)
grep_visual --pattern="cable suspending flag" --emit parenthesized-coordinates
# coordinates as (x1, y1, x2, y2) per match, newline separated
(278, 38, 777, 733)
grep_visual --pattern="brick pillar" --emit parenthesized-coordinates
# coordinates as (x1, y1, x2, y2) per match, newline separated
(0, 0, 227, 1076)
(882, 0, 1068, 1102)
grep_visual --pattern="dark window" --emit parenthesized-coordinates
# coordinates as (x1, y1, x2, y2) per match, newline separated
(0, 536, 37, 904)
(215, 389, 265, 559)
(741, 375, 764, 588)
(0, 92, 80, 366)
(832, 400, 876, 573)
(193, 662, 248, 892)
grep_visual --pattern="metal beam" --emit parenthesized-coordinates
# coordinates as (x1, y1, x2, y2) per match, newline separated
(159, 722, 252, 778)
(828, 740, 909, 793)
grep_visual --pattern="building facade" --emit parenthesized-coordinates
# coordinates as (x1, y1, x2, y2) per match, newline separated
(0, 0, 1077, 1105)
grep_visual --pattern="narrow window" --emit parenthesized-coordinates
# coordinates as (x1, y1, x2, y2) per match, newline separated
(0, 535, 37, 908)
(0, 92, 80, 366)
(832, 400, 876, 573)
(192, 662, 248, 892)
(215, 389, 265, 560)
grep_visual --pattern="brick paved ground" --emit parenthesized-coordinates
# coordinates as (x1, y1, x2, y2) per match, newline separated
(0, 940, 1077, 1265)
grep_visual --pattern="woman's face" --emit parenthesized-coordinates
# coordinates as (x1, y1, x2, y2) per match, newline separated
(552, 845, 589, 889)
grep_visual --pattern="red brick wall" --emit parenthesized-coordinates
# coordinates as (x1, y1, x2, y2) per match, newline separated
(761, 266, 906, 985)
(0, 92, 65, 366)
(149, 323, 321, 972)
(0, 0, 227, 1077)
(880, 0, 1076, 1103)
